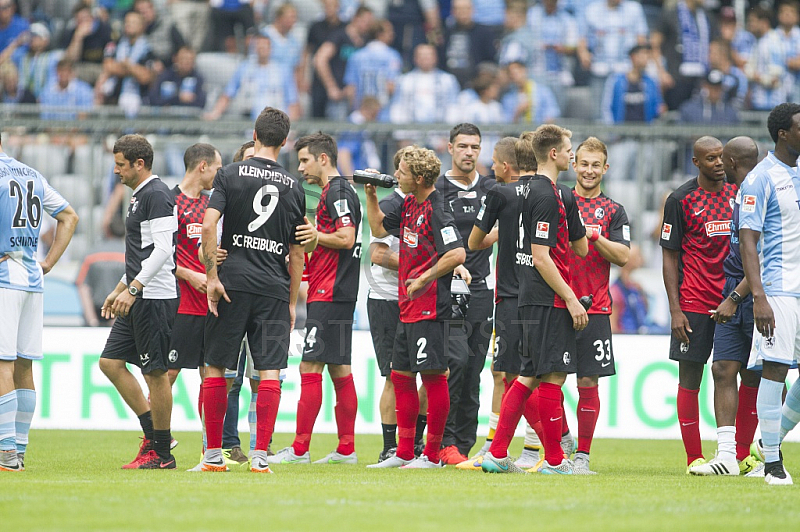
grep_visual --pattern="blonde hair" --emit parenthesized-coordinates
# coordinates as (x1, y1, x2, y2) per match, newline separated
(531, 124, 572, 165)
(575, 136, 608, 165)
(515, 131, 537, 173)
(403, 146, 441, 187)
(494, 137, 519, 170)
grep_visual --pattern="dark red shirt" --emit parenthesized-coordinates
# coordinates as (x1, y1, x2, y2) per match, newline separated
(568, 192, 630, 314)
(307, 176, 362, 303)
(659, 178, 736, 313)
(172, 186, 209, 316)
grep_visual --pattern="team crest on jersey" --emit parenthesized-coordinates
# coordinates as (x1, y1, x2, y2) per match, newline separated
(186, 223, 202, 239)
(594, 207, 605, 219)
(705, 220, 731, 237)
(441, 226, 458, 245)
(586, 224, 601, 237)
(536, 221, 550, 239)
(130, 197, 139, 214)
(661, 223, 672, 241)
(742, 195, 756, 213)
(417, 215, 424, 227)
(403, 227, 418, 248)
(729, 198, 735, 210)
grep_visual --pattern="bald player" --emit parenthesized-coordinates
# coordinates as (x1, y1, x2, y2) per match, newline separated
(660, 136, 737, 472)
(690, 136, 762, 476)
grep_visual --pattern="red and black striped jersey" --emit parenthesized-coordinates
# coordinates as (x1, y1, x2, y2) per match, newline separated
(660, 177, 735, 313)
(172, 186, 209, 316)
(568, 191, 630, 315)
(307, 176, 362, 303)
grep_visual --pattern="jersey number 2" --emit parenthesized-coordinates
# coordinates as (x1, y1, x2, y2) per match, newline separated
(9, 180, 42, 229)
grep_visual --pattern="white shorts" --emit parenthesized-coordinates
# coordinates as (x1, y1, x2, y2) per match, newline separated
(223, 337, 260, 381)
(0, 288, 43, 361)
(749, 295, 800, 370)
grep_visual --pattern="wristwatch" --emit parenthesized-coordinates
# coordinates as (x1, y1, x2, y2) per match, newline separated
(729, 290, 743, 304)
(128, 285, 140, 297)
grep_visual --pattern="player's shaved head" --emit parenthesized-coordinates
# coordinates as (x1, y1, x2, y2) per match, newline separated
(693, 136, 723, 158)
(723, 136, 759, 166)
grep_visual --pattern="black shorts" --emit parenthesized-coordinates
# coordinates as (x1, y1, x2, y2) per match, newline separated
(712, 277, 754, 365)
(101, 298, 179, 375)
(368, 298, 400, 377)
(392, 320, 449, 373)
(576, 314, 615, 378)
(168, 314, 205, 369)
(204, 290, 291, 372)
(519, 305, 577, 378)
(669, 310, 716, 363)
(493, 297, 523, 374)
(302, 301, 356, 365)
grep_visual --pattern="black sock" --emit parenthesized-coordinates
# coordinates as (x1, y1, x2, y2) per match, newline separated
(415, 415, 427, 446)
(138, 411, 154, 441)
(382, 423, 397, 451)
(153, 429, 172, 459)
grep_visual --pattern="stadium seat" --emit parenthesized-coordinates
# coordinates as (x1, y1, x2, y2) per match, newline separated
(21, 144, 70, 177)
(49, 174, 94, 214)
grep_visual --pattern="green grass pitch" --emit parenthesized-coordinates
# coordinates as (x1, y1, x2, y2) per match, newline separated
(2, 430, 799, 531)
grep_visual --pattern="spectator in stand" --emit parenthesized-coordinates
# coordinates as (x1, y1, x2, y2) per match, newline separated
(438, 0, 497, 89)
(718, 6, 754, 71)
(61, 1, 113, 86)
(497, 0, 533, 71)
(524, 0, 578, 112)
(651, 0, 717, 111)
(169, 0, 210, 53)
(610, 244, 668, 334)
(745, 6, 789, 111)
(306, 0, 345, 112)
(262, 3, 304, 95)
(0, 58, 17, 101)
(679, 69, 739, 125)
(148, 46, 206, 109)
(500, 60, 560, 124)
(206, 0, 256, 53)
(777, 1, 800, 102)
(343, 19, 402, 121)
(338, 95, 382, 177)
(0, 0, 29, 54)
(448, 70, 502, 124)
(134, 0, 185, 72)
(389, 43, 459, 123)
(387, 0, 442, 71)
(95, 10, 155, 117)
(0, 22, 60, 104)
(313, 5, 373, 120)
(471, 0, 504, 37)
(708, 39, 747, 109)
(205, 33, 299, 120)
(601, 44, 663, 124)
(39, 58, 95, 120)
(577, 0, 648, 119)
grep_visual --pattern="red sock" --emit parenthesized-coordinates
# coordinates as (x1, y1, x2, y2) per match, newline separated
(202, 377, 228, 450)
(524, 388, 544, 441)
(577, 386, 600, 454)
(391, 371, 419, 460)
(197, 383, 204, 421)
(333, 374, 358, 455)
(560, 391, 570, 436)
(677, 385, 703, 465)
(255, 380, 281, 451)
(488, 380, 531, 459)
(420, 374, 449, 463)
(293, 373, 323, 455)
(539, 382, 565, 466)
(735, 384, 759, 461)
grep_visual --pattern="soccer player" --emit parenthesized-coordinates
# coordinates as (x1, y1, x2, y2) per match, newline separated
(568, 137, 631, 474)
(167, 144, 222, 384)
(269, 132, 362, 465)
(192, 107, 307, 474)
(482, 124, 588, 475)
(660, 136, 736, 472)
(463, 136, 541, 470)
(366, 150, 406, 463)
(437, 123, 495, 465)
(99, 134, 180, 470)
(0, 134, 78, 472)
(365, 146, 465, 468)
(689, 136, 762, 477)
(740, 103, 800, 485)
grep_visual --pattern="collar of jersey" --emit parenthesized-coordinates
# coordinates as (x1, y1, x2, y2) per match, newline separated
(132, 175, 159, 195)
(444, 172, 481, 191)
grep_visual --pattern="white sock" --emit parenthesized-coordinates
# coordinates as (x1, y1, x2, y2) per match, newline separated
(524, 423, 541, 448)
(717, 426, 736, 462)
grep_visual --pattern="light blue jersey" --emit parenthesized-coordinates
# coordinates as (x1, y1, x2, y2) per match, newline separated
(0, 153, 68, 293)
(738, 152, 800, 297)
